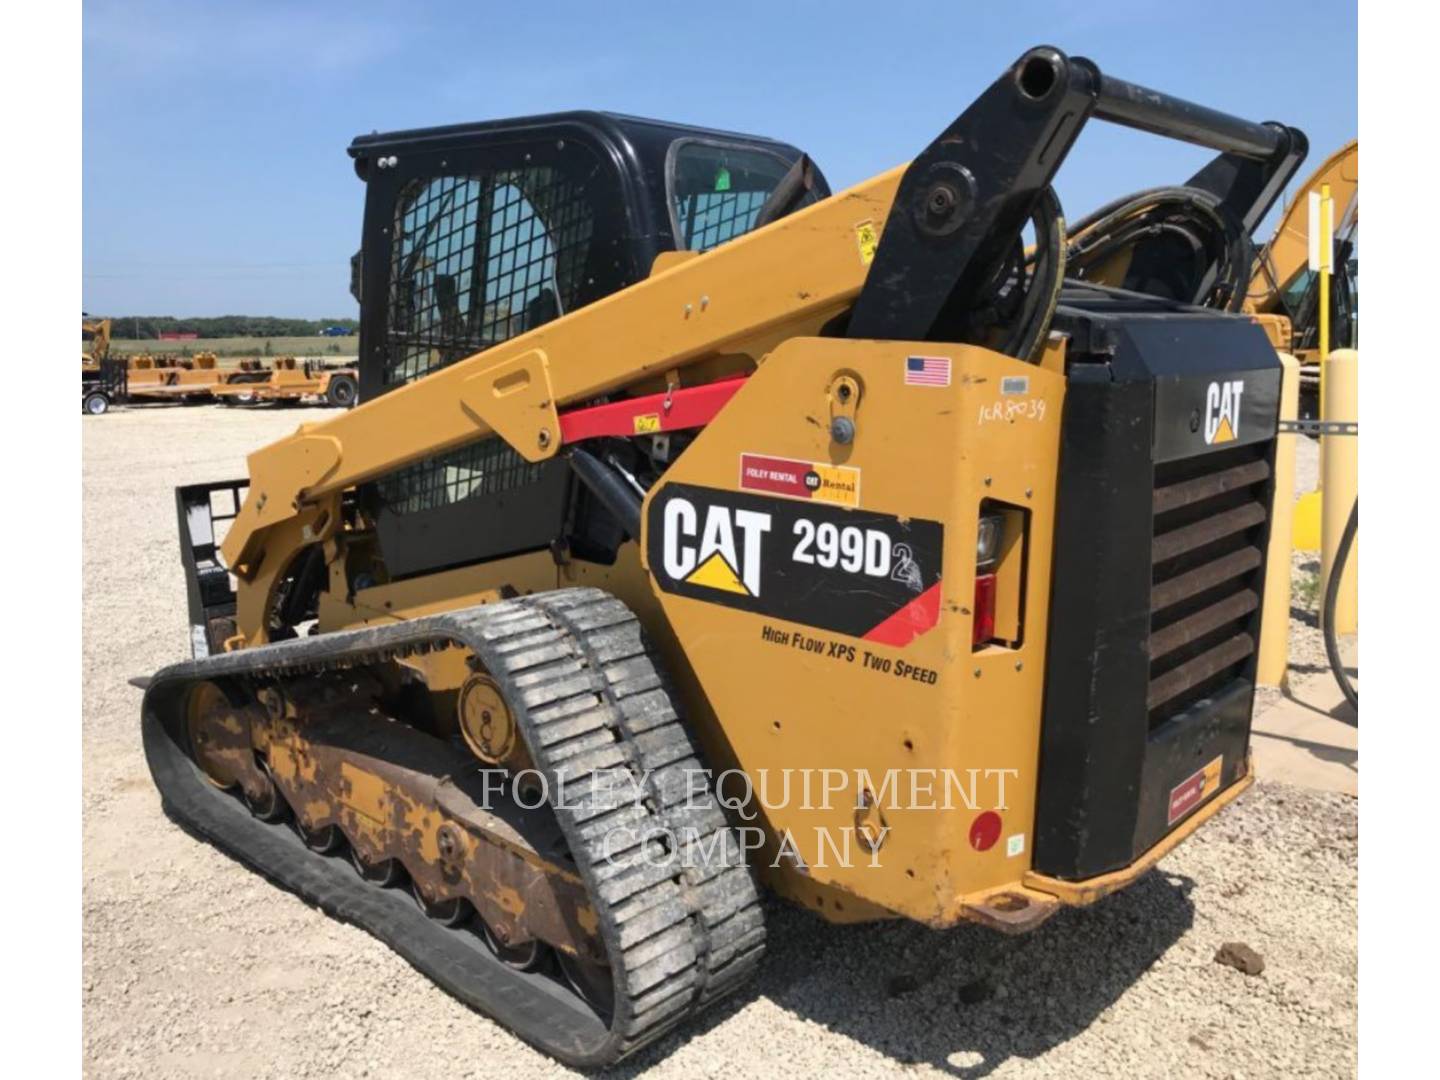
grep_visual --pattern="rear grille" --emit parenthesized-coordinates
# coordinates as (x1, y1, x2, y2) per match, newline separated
(1148, 443, 1271, 725)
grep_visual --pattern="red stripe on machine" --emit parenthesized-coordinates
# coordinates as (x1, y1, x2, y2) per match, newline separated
(861, 582, 942, 647)
(558, 377, 746, 443)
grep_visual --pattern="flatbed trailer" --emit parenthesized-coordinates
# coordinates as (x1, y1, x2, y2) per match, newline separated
(210, 357, 358, 407)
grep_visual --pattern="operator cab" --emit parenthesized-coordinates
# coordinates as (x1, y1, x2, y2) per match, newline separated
(348, 112, 827, 398)
(346, 113, 828, 579)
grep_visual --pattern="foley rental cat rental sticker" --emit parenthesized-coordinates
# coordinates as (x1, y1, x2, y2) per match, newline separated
(738, 453, 861, 508)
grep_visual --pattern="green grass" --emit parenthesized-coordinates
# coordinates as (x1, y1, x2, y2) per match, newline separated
(108, 336, 358, 361)
(1293, 569, 1321, 611)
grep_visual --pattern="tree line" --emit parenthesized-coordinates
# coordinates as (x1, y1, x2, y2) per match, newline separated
(99, 316, 360, 340)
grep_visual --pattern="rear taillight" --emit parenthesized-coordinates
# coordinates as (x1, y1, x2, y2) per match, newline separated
(973, 573, 997, 644)
(973, 511, 1004, 645)
(976, 513, 1002, 568)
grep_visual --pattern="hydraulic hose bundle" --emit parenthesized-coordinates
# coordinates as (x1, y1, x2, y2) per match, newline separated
(1065, 186, 1253, 311)
(992, 187, 1068, 362)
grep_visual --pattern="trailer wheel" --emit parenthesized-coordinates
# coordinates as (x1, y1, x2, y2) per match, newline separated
(326, 374, 358, 408)
(83, 392, 110, 416)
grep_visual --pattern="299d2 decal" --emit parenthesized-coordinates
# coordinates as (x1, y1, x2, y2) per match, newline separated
(646, 483, 945, 646)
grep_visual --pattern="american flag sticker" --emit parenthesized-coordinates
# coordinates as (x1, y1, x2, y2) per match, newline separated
(904, 355, 951, 388)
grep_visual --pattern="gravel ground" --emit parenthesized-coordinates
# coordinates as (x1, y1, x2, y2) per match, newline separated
(82, 405, 1358, 1079)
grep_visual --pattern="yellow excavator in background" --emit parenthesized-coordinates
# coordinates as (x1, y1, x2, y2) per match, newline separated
(81, 316, 110, 368)
(1243, 140, 1358, 414)
(82, 316, 126, 415)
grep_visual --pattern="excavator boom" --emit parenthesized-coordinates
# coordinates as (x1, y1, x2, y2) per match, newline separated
(1247, 139, 1358, 311)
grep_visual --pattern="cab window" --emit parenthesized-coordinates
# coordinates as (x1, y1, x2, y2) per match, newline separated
(667, 140, 801, 252)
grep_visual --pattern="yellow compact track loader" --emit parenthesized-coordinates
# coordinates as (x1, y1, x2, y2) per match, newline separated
(143, 46, 1307, 1065)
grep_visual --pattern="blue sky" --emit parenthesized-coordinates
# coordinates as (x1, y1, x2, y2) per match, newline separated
(82, 0, 1357, 318)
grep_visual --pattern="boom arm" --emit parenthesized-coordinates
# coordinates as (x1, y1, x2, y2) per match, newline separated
(82, 318, 112, 365)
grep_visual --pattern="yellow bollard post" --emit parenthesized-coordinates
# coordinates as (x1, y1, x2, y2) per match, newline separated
(1318, 184, 1332, 423)
(1320, 348, 1358, 634)
(1296, 183, 1335, 546)
(1257, 353, 1300, 687)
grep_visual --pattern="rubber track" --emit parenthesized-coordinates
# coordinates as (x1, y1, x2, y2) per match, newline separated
(142, 587, 765, 1066)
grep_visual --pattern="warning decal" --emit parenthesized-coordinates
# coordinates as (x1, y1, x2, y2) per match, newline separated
(855, 220, 880, 265)
(1167, 755, 1224, 825)
(738, 453, 860, 508)
(649, 483, 944, 643)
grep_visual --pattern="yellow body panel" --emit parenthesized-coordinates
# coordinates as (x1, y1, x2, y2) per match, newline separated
(299, 332, 1088, 927)
(637, 337, 1065, 925)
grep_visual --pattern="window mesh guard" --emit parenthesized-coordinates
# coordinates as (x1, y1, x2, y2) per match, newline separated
(374, 436, 546, 516)
(384, 168, 594, 388)
(375, 165, 594, 516)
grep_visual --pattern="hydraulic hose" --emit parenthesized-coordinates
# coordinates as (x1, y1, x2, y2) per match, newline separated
(996, 185, 1066, 363)
(1012, 187, 1067, 362)
(1066, 186, 1251, 311)
(1323, 499, 1359, 710)
(566, 446, 642, 540)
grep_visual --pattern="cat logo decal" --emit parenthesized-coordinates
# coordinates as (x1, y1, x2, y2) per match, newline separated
(1204, 380, 1245, 444)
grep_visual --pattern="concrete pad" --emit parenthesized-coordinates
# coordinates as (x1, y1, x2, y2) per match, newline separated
(1252, 673, 1357, 795)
